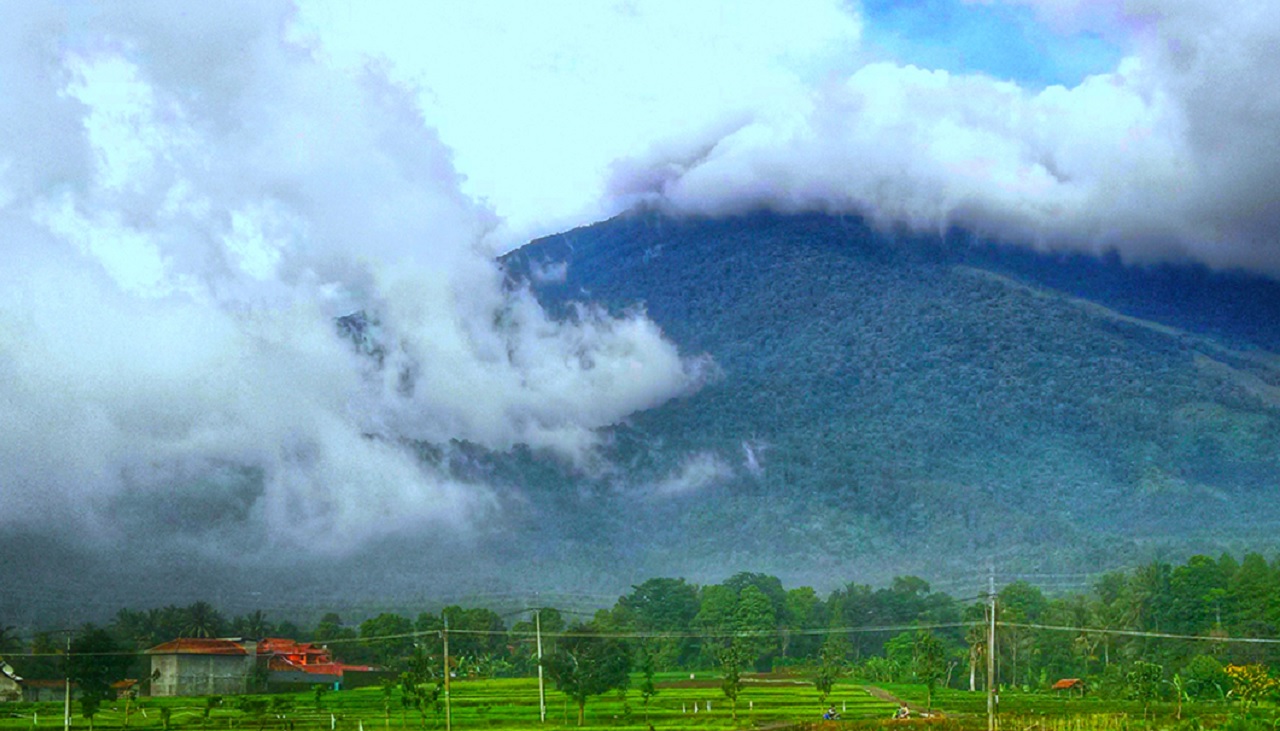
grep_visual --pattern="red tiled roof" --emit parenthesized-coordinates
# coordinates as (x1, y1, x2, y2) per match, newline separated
(111, 679, 138, 690)
(23, 680, 74, 688)
(1052, 678, 1084, 690)
(259, 638, 328, 656)
(268, 656, 376, 675)
(147, 639, 247, 656)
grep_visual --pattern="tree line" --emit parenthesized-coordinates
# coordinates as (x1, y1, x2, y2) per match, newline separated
(5, 553, 1280, 712)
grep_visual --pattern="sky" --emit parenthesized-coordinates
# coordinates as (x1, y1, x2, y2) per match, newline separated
(1, 0, 1279, 594)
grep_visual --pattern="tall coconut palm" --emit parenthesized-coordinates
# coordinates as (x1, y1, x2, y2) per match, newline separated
(183, 602, 225, 638)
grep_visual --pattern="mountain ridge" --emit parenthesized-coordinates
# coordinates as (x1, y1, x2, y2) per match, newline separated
(500, 209, 1280, 584)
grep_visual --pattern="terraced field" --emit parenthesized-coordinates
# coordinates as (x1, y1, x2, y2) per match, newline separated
(0, 674, 896, 731)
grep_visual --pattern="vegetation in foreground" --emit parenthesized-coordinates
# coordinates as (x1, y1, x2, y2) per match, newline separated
(9, 556, 1280, 729)
(8, 676, 1280, 731)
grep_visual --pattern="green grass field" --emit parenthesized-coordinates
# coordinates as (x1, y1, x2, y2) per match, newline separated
(0, 673, 893, 731)
(3, 676, 1271, 731)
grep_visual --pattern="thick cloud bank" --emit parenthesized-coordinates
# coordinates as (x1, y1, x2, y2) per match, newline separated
(0, 2, 701, 556)
(610, 0, 1280, 275)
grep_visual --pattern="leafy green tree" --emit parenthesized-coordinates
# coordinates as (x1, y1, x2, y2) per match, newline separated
(68, 625, 130, 731)
(616, 578, 700, 668)
(1126, 661, 1165, 717)
(398, 646, 442, 728)
(782, 586, 825, 659)
(912, 630, 949, 710)
(1184, 654, 1229, 700)
(885, 632, 917, 682)
(1168, 555, 1232, 635)
(413, 613, 443, 656)
(635, 645, 658, 723)
(735, 584, 778, 670)
(827, 583, 884, 658)
(314, 613, 356, 643)
(716, 642, 749, 722)
(999, 581, 1046, 688)
(542, 623, 630, 726)
(814, 634, 847, 706)
(360, 613, 415, 668)
(723, 573, 790, 624)
(441, 606, 507, 659)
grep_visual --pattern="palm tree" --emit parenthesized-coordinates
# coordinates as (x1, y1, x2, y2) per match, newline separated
(183, 602, 225, 638)
(233, 611, 273, 639)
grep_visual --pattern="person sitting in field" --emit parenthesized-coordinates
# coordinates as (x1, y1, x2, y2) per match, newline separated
(894, 704, 910, 719)
(823, 706, 840, 720)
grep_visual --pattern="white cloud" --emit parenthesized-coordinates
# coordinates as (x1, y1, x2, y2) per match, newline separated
(607, 0, 1280, 274)
(646, 452, 734, 498)
(293, 0, 864, 248)
(0, 1, 702, 558)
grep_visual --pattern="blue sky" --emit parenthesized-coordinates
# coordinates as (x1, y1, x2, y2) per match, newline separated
(859, 0, 1123, 87)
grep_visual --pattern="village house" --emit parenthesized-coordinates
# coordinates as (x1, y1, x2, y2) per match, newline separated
(146, 637, 378, 697)
(147, 639, 258, 697)
(0, 661, 21, 702)
(257, 638, 378, 691)
(112, 679, 140, 699)
(20, 680, 76, 703)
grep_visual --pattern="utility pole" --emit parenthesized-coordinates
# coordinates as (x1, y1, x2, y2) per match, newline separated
(64, 630, 72, 731)
(442, 614, 451, 731)
(535, 609, 546, 723)
(987, 572, 997, 731)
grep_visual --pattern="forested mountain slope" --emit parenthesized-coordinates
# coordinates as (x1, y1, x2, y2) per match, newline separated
(499, 211, 1280, 583)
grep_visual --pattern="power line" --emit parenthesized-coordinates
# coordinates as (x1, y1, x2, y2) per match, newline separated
(1002, 622, 1280, 645)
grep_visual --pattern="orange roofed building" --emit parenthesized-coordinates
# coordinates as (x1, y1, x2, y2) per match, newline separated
(147, 637, 377, 697)
(147, 639, 256, 697)
(1051, 678, 1086, 696)
(257, 638, 376, 689)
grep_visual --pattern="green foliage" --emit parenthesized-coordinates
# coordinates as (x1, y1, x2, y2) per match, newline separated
(636, 644, 658, 722)
(542, 622, 631, 726)
(68, 624, 130, 728)
(1185, 655, 1230, 700)
(359, 613, 414, 668)
(1126, 660, 1166, 712)
(615, 578, 701, 668)
(234, 696, 266, 717)
(912, 630, 949, 710)
(505, 211, 1280, 581)
(314, 613, 356, 644)
(813, 638, 847, 705)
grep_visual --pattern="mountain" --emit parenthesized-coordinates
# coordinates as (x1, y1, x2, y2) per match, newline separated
(497, 210, 1280, 587)
(7, 210, 1280, 628)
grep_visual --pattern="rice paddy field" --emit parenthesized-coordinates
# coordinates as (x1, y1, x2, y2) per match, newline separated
(2, 675, 1272, 731)
(0, 673, 893, 731)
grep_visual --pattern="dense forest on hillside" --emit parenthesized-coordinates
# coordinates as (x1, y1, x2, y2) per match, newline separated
(5, 212, 1279, 630)
(6, 552, 1280, 703)
(492, 212, 1280, 582)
